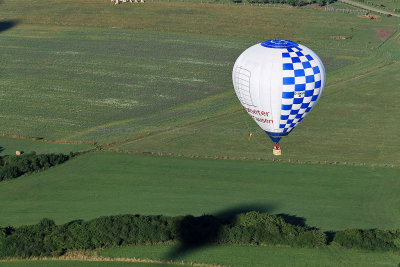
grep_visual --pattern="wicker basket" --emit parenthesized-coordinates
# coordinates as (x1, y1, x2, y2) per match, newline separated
(273, 147, 281, 156)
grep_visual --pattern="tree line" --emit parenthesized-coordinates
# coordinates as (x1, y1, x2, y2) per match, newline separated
(1, 212, 399, 258)
(0, 152, 72, 181)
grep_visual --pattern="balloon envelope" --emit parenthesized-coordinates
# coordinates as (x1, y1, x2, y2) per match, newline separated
(232, 40, 326, 143)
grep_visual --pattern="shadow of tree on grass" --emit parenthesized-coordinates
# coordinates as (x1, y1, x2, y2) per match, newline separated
(0, 1, 19, 33)
(276, 213, 307, 227)
(0, 20, 18, 33)
(164, 203, 277, 261)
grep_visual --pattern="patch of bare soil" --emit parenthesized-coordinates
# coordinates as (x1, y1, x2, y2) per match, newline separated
(374, 28, 396, 41)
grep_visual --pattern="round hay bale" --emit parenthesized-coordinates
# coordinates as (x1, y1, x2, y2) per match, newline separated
(16, 150, 21, 156)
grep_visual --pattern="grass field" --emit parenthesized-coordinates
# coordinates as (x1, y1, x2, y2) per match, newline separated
(0, 136, 92, 156)
(0, 25, 239, 141)
(0, 152, 399, 230)
(0, 0, 398, 144)
(1, 0, 400, 265)
(100, 244, 400, 267)
(114, 60, 400, 166)
(2, 244, 400, 266)
(1, 0, 399, 166)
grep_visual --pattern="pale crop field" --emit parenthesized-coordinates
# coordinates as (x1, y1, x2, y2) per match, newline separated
(0, 0, 397, 146)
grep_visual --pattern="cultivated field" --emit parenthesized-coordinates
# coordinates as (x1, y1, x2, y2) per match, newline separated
(0, 0, 399, 266)
(115, 60, 400, 166)
(1, 0, 398, 144)
(1, 152, 399, 230)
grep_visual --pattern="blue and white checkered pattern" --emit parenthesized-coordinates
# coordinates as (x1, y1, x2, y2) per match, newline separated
(280, 46, 321, 133)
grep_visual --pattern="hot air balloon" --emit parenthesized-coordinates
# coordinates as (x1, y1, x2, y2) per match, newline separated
(232, 40, 326, 155)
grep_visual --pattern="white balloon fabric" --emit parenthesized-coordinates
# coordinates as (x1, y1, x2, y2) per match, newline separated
(232, 40, 326, 143)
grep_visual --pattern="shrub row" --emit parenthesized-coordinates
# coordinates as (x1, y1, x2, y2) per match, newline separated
(333, 228, 400, 251)
(177, 212, 326, 247)
(2, 212, 399, 259)
(0, 152, 71, 181)
(0, 212, 326, 258)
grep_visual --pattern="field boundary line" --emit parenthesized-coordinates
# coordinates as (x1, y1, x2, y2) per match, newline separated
(0, 256, 225, 267)
(376, 30, 399, 50)
(62, 117, 140, 141)
(0, 134, 96, 146)
(106, 146, 399, 169)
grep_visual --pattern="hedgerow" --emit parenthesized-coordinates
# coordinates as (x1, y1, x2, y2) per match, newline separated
(0, 152, 71, 181)
(333, 228, 400, 251)
(2, 212, 399, 259)
(0, 212, 326, 258)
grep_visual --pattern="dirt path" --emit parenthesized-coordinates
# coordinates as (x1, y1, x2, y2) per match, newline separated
(339, 0, 400, 17)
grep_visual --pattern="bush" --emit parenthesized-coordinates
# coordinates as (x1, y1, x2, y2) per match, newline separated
(219, 212, 326, 247)
(0, 152, 71, 181)
(0, 212, 327, 258)
(6, 212, 400, 259)
(333, 229, 400, 251)
(0, 230, 8, 258)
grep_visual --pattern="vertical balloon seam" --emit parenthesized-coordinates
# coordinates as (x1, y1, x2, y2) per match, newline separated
(311, 51, 326, 103)
(278, 47, 284, 134)
(307, 48, 322, 117)
(277, 48, 284, 134)
(267, 47, 273, 132)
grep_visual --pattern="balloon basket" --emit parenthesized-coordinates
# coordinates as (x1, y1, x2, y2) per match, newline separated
(273, 144, 281, 156)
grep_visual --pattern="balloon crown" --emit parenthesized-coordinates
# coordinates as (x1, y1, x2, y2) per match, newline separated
(261, 40, 299, 49)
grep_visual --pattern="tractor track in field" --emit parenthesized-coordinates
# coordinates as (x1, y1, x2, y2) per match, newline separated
(61, 90, 236, 142)
(100, 108, 243, 150)
(323, 61, 398, 97)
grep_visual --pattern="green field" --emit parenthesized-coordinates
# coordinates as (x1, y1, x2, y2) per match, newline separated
(1, 0, 399, 166)
(100, 244, 400, 267)
(2, 244, 400, 267)
(1, 0, 400, 265)
(0, 25, 238, 142)
(0, 152, 399, 230)
(116, 60, 400, 166)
